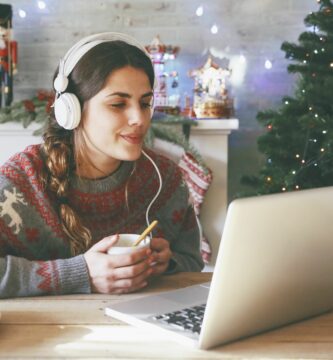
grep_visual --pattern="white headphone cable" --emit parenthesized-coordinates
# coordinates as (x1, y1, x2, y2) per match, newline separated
(141, 149, 163, 236)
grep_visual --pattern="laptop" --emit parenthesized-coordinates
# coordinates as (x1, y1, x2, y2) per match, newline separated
(105, 186, 333, 349)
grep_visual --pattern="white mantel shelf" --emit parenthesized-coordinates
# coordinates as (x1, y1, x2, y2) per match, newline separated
(0, 119, 239, 265)
(0, 122, 41, 135)
(192, 118, 239, 134)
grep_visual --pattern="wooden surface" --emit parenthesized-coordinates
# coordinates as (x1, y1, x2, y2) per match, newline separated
(1, 272, 333, 359)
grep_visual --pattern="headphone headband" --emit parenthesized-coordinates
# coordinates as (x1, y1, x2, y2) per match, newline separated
(59, 32, 151, 80)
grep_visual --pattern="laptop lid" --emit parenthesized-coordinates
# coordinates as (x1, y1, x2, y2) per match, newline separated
(199, 186, 333, 349)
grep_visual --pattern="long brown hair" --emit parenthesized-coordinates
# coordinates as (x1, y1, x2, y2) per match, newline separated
(40, 40, 155, 255)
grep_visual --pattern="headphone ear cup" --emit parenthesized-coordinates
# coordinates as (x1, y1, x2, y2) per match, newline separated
(54, 93, 81, 130)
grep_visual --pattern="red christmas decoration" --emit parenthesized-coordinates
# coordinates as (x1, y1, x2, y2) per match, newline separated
(0, 4, 18, 107)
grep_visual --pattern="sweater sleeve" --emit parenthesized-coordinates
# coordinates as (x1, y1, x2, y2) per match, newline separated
(0, 254, 90, 298)
(0, 154, 92, 298)
(157, 165, 204, 273)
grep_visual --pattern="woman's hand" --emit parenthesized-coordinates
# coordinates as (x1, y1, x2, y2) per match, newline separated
(84, 235, 154, 294)
(149, 237, 173, 275)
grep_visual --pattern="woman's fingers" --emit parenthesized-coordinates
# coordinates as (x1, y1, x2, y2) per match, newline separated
(107, 247, 153, 268)
(89, 234, 119, 252)
(148, 237, 172, 276)
(109, 257, 153, 280)
(111, 267, 153, 289)
(150, 238, 172, 263)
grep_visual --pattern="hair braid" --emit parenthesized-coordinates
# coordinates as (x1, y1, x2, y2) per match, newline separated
(40, 122, 92, 255)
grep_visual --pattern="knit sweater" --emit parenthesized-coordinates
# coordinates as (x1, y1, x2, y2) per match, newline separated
(0, 145, 204, 298)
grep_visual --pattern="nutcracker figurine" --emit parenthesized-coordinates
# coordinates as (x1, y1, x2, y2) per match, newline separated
(0, 4, 17, 107)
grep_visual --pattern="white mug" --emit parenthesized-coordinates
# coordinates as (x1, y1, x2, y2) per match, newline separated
(107, 234, 151, 255)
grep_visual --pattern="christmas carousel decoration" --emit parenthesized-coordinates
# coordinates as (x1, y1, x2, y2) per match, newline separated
(189, 56, 234, 119)
(0, 4, 17, 107)
(146, 35, 180, 115)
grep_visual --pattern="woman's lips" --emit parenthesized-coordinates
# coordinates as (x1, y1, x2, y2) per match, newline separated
(120, 134, 143, 144)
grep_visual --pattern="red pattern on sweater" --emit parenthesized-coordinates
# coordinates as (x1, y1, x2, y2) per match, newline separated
(172, 209, 186, 224)
(0, 217, 33, 258)
(36, 261, 53, 292)
(25, 228, 39, 243)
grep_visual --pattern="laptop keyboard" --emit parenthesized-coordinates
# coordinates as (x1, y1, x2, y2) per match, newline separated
(152, 304, 206, 335)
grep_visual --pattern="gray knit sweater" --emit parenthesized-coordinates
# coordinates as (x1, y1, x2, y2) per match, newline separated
(0, 145, 204, 298)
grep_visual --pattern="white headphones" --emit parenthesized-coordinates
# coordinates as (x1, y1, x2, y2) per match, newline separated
(53, 32, 154, 130)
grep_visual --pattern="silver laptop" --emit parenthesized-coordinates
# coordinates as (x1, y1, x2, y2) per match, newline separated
(105, 186, 333, 349)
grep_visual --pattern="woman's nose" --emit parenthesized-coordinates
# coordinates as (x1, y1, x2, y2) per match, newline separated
(127, 106, 149, 126)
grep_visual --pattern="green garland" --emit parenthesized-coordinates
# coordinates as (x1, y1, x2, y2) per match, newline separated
(0, 90, 52, 135)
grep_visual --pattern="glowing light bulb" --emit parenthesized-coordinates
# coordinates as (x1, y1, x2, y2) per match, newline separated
(18, 9, 26, 18)
(314, 49, 318, 54)
(321, 148, 325, 152)
(38, 1, 46, 9)
(211, 24, 218, 34)
(303, 60, 307, 64)
(196, 5, 203, 16)
(285, 100, 289, 105)
(322, 130, 327, 134)
(282, 187, 286, 191)
(295, 185, 300, 190)
(309, 107, 313, 111)
(292, 170, 296, 175)
(239, 54, 246, 63)
(296, 154, 300, 158)
(315, 114, 318, 118)
(302, 89, 305, 93)
(265, 59, 272, 69)
(267, 177, 272, 182)
(314, 163, 318, 166)
(301, 160, 305, 164)
(330, 63, 333, 68)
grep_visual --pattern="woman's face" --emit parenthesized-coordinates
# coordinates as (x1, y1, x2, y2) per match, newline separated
(80, 65, 153, 177)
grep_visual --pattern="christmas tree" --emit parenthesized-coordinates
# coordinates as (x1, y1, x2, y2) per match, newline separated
(241, 0, 333, 195)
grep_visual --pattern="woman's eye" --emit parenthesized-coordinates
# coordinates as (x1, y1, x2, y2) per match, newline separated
(141, 102, 152, 109)
(111, 103, 126, 108)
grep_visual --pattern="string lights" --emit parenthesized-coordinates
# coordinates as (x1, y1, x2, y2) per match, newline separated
(196, 5, 204, 17)
(264, 59, 272, 69)
(210, 24, 218, 34)
(18, 1, 47, 18)
(37, 1, 46, 9)
(18, 9, 26, 18)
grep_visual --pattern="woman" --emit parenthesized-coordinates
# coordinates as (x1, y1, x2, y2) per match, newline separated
(0, 32, 204, 298)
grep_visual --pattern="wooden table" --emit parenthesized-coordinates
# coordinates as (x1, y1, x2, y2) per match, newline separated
(0, 272, 333, 359)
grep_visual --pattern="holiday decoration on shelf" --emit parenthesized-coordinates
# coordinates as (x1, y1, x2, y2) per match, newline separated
(0, 4, 18, 107)
(189, 56, 234, 119)
(241, 0, 333, 196)
(0, 89, 53, 133)
(146, 35, 180, 115)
